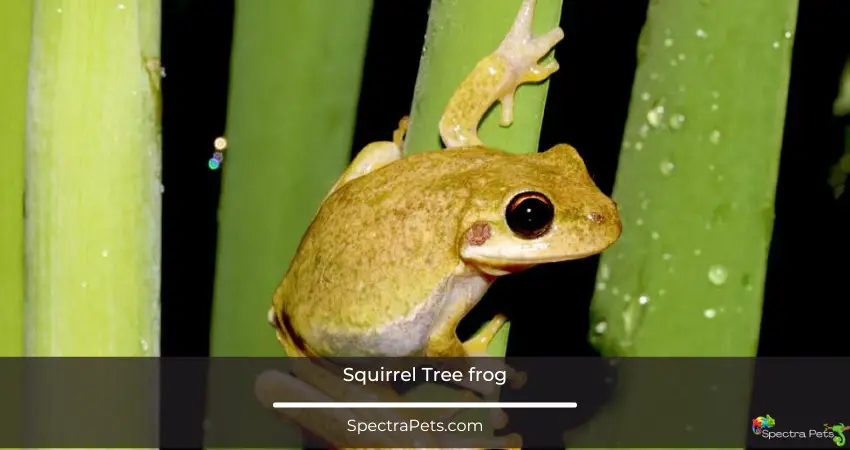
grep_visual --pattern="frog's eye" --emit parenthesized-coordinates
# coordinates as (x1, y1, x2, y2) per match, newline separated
(505, 191, 554, 239)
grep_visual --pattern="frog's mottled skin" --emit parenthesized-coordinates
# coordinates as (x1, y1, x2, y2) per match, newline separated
(274, 145, 619, 358)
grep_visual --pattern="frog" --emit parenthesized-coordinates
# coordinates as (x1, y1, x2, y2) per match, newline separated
(257, 0, 622, 448)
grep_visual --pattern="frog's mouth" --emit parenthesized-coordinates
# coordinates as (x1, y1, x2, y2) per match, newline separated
(471, 251, 606, 276)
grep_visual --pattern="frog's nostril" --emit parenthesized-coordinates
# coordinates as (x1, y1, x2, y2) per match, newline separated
(586, 212, 605, 224)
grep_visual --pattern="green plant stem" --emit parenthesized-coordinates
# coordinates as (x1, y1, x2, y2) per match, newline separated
(211, 0, 373, 356)
(588, 0, 798, 357)
(404, 0, 563, 355)
(26, 0, 163, 356)
(0, 0, 32, 357)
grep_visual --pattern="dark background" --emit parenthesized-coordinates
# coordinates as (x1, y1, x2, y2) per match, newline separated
(160, 0, 850, 360)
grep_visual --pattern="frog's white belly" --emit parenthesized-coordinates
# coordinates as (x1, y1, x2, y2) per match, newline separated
(305, 266, 491, 357)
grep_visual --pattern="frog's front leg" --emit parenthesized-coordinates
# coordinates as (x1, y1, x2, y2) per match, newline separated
(322, 116, 409, 202)
(438, 0, 564, 148)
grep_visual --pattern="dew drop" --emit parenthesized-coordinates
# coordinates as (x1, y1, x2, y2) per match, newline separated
(662, 253, 672, 260)
(696, 28, 707, 38)
(658, 289, 667, 296)
(81, 281, 88, 289)
(117, 3, 125, 10)
(660, 159, 675, 175)
(670, 58, 678, 67)
(641, 92, 651, 101)
(711, 103, 719, 111)
(772, 41, 780, 49)
(101, 249, 109, 257)
(639, 124, 650, 138)
(703, 308, 717, 319)
(664, 38, 674, 47)
(159, 184, 165, 194)
(640, 199, 651, 210)
(57, 7, 62, 13)
(784, 30, 792, 39)
(140, 338, 149, 352)
(634, 142, 644, 151)
(611, 287, 620, 295)
(708, 164, 716, 171)
(624, 294, 632, 302)
(646, 105, 665, 128)
(638, 295, 650, 305)
(600, 263, 610, 280)
(651, 231, 660, 240)
(678, 53, 686, 61)
(160, 67, 167, 78)
(669, 114, 686, 129)
(694, 248, 702, 256)
(709, 129, 721, 144)
(649, 72, 660, 81)
(622, 141, 631, 149)
(596, 282, 607, 291)
(594, 321, 608, 334)
(707, 264, 728, 285)
(636, 218, 644, 226)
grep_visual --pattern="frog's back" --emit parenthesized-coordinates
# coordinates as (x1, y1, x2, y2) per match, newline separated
(278, 148, 497, 357)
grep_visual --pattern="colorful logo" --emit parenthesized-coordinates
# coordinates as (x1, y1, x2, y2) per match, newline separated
(824, 423, 848, 447)
(753, 414, 776, 435)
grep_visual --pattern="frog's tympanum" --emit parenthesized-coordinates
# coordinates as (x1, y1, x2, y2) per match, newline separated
(258, 1, 621, 448)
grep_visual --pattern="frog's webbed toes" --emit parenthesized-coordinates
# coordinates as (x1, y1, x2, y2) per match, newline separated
(499, 93, 515, 127)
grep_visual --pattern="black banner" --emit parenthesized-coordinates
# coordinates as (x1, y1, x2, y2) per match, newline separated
(0, 357, 847, 448)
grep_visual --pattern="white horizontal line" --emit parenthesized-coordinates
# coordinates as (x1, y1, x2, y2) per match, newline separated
(273, 402, 577, 409)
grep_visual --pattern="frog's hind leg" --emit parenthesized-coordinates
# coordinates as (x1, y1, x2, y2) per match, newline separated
(438, 0, 564, 148)
(322, 116, 408, 202)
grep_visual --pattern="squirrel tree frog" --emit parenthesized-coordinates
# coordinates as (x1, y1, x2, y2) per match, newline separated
(259, 0, 621, 448)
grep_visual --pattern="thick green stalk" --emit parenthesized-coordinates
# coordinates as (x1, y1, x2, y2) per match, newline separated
(404, 0, 563, 355)
(211, 0, 373, 356)
(588, 0, 798, 357)
(26, 0, 163, 356)
(0, 0, 32, 357)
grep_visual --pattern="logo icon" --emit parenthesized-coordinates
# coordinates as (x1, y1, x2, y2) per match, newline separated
(824, 423, 848, 447)
(753, 414, 775, 435)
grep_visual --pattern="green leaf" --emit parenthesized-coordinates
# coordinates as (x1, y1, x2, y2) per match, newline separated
(210, 0, 373, 356)
(26, 0, 163, 357)
(0, 0, 31, 357)
(589, 0, 798, 357)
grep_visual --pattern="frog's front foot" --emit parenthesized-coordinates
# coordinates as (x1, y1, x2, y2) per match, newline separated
(462, 314, 527, 390)
(494, 0, 564, 128)
(438, 0, 564, 149)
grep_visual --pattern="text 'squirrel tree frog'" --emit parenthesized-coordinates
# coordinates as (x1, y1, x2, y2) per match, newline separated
(258, 0, 622, 448)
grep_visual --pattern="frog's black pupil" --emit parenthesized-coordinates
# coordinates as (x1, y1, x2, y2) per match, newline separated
(506, 192, 554, 239)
